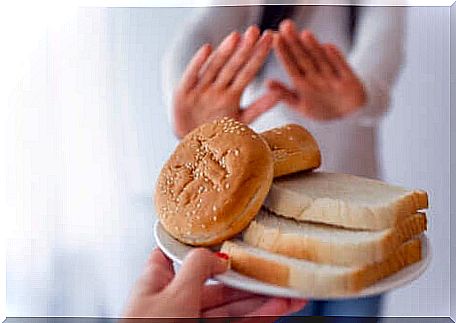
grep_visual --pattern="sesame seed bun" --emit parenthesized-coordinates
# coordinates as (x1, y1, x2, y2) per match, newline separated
(260, 124, 321, 178)
(155, 118, 274, 246)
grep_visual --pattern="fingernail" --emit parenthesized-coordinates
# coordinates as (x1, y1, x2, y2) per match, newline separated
(215, 252, 229, 260)
(248, 25, 259, 33)
(221, 32, 239, 48)
(282, 19, 294, 30)
(227, 31, 239, 41)
(302, 31, 313, 39)
(262, 29, 273, 37)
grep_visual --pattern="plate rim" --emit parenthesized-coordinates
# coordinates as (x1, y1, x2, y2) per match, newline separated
(154, 220, 431, 300)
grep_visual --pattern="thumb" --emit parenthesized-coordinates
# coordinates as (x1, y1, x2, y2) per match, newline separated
(167, 248, 229, 296)
(240, 90, 281, 125)
(266, 79, 299, 106)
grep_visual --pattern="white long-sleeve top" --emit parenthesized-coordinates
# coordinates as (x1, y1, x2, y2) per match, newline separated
(161, 5, 406, 178)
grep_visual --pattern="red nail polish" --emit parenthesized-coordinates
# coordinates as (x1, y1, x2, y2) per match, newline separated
(215, 252, 229, 260)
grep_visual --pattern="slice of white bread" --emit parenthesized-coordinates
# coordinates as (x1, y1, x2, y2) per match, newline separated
(243, 209, 427, 266)
(221, 238, 422, 297)
(264, 172, 428, 230)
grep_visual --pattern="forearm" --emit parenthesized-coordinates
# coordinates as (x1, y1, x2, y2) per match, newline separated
(347, 7, 406, 126)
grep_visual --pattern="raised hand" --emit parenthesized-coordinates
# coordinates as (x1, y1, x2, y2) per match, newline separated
(269, 20, 366, 121)
(172, 26, 280, 138)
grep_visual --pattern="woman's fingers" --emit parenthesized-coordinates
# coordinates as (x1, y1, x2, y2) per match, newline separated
(137, 248, 175, 294)
(180, 44, 212, 92)
(147, 247, 175, 275)
(215, 25, 261, 89)
(240, 298, 307, 319)
(240, 89, 282, 124)
(266, 80, 299, 106)
(300, 31, 335, 76)
(201, 284, 257, 310)
(230, 30, 273, 92)
(198, 32, 241, 89)
(203, 296, 270, 318)
(279, 20, 315, 75)
(322, 43, 353, 78)
(166, 248, 229, 297)
(273, 34, 302, 85)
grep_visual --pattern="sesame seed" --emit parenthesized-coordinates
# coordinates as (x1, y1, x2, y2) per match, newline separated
(289, 136, 294, 141)
(225, 183, 230, 189)
(212, 216, 217, 221)
(212, 205, 217, 212)
(201, 224, 206, 229)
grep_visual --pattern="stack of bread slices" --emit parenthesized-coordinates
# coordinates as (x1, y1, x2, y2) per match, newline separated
(220, 125, 428, 297)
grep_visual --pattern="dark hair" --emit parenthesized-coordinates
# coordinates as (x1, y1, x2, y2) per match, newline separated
(259, 5, 296, 32)
(259, 5, 358, 45)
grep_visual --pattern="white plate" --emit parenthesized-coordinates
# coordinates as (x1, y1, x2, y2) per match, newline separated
(154, 220, 431, 300)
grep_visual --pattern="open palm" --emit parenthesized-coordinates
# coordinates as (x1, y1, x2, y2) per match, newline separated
(173, 26, 280, 138)
(269, 20, 366, 121)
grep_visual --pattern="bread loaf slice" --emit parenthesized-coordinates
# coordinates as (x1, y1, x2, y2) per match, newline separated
(264, 172, 428, 230)
(221, 238, 422, 297)
(260, 124, 321, 178)
(244, 209, 427, 266)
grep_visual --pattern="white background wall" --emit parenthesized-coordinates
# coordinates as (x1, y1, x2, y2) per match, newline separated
(4, 5, 451, 318)
(449, 3, 455, 320)
(379, 7, 450, 316)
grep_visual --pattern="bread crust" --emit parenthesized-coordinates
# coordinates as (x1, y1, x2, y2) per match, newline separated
(221, 241, 289, 286)
(243, 210, 427, 266)
(260, 124, 321, 178)
(350, 238, 422, 291)
(221, 238, 422, 297)
(264, 172, 429, 230)
(155, 118, 273, 246)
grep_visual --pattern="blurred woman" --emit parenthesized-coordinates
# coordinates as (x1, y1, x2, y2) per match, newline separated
(161, 5, 406, 319)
